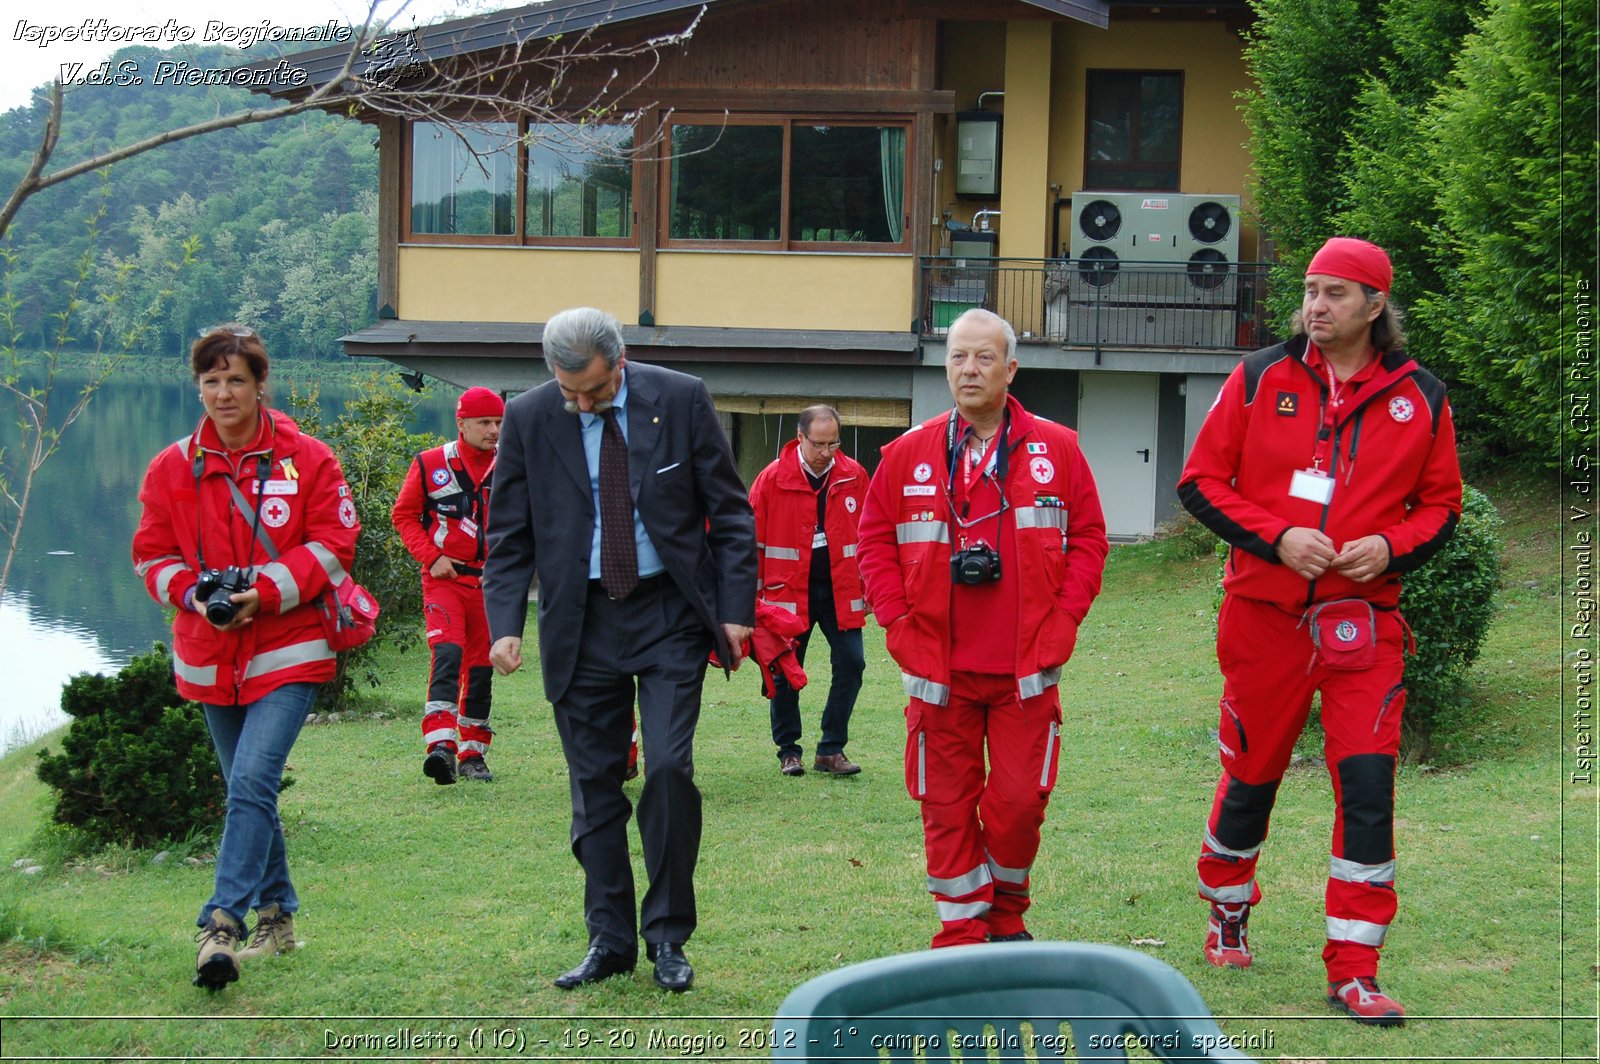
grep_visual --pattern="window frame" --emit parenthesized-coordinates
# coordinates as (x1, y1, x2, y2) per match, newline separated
(1082, 69, 1185, 192)
(659, 113, 914, 253)
(403, 116, 642, 247)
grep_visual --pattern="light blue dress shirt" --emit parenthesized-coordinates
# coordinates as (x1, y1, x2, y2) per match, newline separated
(579, 368, 665, 580)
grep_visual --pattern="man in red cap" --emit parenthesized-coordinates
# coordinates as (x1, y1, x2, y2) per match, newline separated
(1177, 237, 1462, 1026)
(392, 386, 504, 783)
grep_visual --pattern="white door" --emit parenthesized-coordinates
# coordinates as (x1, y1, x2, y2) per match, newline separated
(1078, 373, 1158, 538)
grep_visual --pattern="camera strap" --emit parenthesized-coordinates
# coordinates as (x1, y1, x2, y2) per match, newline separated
(944, 407, 1011, 541)
(190, 443, 274, 573)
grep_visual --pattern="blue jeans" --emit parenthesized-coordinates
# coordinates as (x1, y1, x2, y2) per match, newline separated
(198, 682, 315, 928)
(770, 583, 865, 760)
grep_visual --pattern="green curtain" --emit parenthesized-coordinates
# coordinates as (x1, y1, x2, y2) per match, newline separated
(880, 127, 906, 242)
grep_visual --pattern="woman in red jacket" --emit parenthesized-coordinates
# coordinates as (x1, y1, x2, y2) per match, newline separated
(132, 325, 359, 991)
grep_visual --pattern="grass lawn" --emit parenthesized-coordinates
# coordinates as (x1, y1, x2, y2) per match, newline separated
(0, 470, 1589, 1061)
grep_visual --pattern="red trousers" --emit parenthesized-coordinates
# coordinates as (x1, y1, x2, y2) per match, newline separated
(905, 672, 1062, 948)
(420, 574, 494, 762)
(1200, 595, 1406, 980)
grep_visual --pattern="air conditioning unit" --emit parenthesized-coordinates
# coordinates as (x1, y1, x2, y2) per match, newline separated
(1179, 193, 1241, 305)
(1067, 192, 1241, 306)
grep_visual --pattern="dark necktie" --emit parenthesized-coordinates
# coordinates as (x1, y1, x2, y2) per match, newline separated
(599, 408, 638, 599)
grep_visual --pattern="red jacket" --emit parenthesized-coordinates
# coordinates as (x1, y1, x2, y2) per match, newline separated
(857, 395, 1108, 706)
(748, 439, 867, 629)
(391, 438, 494, 577)
(1178, 336, 1462, 609)
(132, 411, 359, 705)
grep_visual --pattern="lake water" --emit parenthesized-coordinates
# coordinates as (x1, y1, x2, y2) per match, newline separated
(0, 362, 462, 752)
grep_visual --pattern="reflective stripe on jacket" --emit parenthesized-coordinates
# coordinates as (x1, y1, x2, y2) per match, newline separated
(748, 439, 867, 629)
(391, 439, 493, 572)
(856, 395, 1108, 705)
(132, 411, 358, 705)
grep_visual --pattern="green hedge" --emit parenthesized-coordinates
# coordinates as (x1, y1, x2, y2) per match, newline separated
(35, 644, 225, 849)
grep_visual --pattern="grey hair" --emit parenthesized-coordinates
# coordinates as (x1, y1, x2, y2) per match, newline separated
(797, 404, 841, 436)
(542, 307, 625, 374)
(949, 307, 1018, 362)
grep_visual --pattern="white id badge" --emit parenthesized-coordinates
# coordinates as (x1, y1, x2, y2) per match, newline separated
(1289, 468, 1335, 505)
(812, 531, 828, 549)
(459, 517, 479, 537)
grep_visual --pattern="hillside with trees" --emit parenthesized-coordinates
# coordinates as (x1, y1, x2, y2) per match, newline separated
(0, 44, 378, 361)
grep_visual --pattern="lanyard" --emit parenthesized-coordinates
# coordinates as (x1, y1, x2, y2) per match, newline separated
(944, 408, 1010, 541)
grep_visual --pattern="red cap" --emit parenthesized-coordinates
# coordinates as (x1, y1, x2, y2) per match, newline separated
(456, 386, 504, 420)
(1306, 237, 1392, 294)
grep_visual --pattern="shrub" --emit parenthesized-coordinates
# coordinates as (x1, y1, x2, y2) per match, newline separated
(35, 644, 226, 849)
(289, 373, 444, 711)
(1398, 483, 1503, 759)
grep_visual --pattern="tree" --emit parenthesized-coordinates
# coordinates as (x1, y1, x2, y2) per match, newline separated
(1239, 0, 1382, 329)
(1422, 0, 1593, 464)
(0, 1, 704, 603)
(0, 180, 196, 598)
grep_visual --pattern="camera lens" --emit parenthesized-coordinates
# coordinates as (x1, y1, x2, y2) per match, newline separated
(205, 596, 238, 625)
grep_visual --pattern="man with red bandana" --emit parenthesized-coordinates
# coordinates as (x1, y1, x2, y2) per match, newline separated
(858, 308, 1107, 948)
(393, 386, 503, 784)
(1178, 237, 1462, 1026)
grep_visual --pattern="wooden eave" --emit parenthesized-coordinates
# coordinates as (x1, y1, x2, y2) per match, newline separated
(245, 0, 1112, 106)
(341, 319, 921, 365)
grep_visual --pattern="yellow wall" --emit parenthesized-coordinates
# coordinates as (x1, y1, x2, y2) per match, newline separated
(654, 253, 914, 331)
(1000, 22, 1054, 264)
(1049, 19, 1258, 256)
(937, 22, 1008, 236)
(397, 246, 641, 323)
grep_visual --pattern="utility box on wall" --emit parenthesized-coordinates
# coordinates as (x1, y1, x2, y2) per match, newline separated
(955, 111, 1002, 199)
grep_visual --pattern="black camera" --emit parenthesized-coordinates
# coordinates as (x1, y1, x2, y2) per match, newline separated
(951, 541, 1002, 585)
(195, 566, 252, 625)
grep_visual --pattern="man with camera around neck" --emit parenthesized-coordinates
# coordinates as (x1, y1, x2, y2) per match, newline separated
(857, 308, 1108, 948)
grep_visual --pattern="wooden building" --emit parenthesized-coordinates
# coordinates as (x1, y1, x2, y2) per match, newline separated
(255, 0, 1263, 537)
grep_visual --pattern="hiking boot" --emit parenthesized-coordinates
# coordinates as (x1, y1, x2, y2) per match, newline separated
(812, 752, 861, 776)
(458, 756, 494, 782)
(423, 745, 457, 785)
(193, 910, 242, 990)
(779, 755, 805, 777)
(1203, 902, 1253, 968)
(237, 904, 298, 961)
(1328, 976, 1406, 1027)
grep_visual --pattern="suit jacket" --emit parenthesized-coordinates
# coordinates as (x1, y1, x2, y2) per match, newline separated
(483, 360, 757, 702)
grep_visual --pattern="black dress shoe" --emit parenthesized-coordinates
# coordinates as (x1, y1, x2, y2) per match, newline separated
(648, 942, 693, 992)
(553, 946, 636, 989)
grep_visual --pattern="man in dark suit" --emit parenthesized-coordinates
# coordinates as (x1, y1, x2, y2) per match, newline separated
(484, 306, 756, 993)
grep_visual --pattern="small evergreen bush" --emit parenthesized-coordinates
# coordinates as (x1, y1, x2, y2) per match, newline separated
(1398, 483, 1503, 759)
(35, 644, 226, 848)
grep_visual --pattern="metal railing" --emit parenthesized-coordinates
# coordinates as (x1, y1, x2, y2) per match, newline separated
(920, 257, 1277, 354)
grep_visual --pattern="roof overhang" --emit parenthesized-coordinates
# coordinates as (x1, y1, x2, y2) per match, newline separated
(246, 0, 1112, 103)
(342, 318, 919, 362)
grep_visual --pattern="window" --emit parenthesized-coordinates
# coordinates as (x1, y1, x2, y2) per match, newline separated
(410, 122, 517, 236)
(666, 117, 909, 248)
(407, 119, 637, 244)
(1084, 71, 1182, 190)
(525, 124, 634, 240)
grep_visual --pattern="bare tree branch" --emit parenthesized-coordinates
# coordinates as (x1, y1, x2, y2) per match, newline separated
(0, 3, 707, 242)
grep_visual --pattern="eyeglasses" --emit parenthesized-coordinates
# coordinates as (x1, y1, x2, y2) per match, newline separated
(803, 438, 841, 452)
(198, 324, 257, 339)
